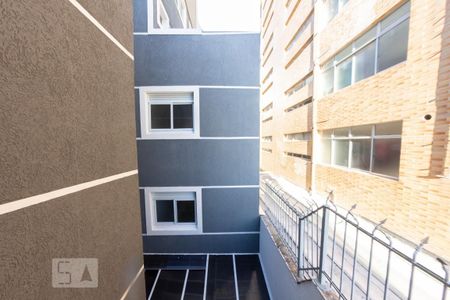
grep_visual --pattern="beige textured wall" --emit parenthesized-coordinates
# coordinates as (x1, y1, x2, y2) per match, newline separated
(0, 0, 145, 299)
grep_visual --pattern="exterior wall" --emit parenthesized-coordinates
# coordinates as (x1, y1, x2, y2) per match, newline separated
(260, 0, 315, 190)
(261, 0, 449, 259)
(259, 217, 324, 300)
(134, 1, 261, 253)
(134, 34, 260, 86)
(314, 0, 449, 259)
(0, 1, 144, 299)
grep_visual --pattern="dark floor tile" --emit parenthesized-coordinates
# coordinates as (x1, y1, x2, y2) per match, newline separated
(235, 255, 270, 300)
(151, 270, 186, 300)
(145, 255, 207, 270)
(145, 270, 159, 299)
(184, 270, 206, 300)
(206, 255, 236, 300)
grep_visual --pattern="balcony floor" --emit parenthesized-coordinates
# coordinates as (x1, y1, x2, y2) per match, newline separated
(144, 254, 270, 300)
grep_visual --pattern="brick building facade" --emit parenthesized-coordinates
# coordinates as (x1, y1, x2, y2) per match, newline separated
(260, 0, 449, 259)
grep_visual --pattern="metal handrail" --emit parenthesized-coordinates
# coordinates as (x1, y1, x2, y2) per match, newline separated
(260, 178, 450, 300)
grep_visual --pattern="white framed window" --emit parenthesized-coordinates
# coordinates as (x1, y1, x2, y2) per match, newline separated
(319, 121, 402, 179)
(144, 187, 203, 235)
(147, 0, 200, 34)
(156, 0, 170, 29)
(320, 1, 410, 96)
(139, 86, 200, 139)
(176, 0, 189, 28)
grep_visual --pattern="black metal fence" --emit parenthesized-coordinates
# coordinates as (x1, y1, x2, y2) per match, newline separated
(260, 178, 450, 300)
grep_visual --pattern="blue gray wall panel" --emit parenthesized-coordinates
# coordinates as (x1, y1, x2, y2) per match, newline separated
(140, 189, 147, 234)
(134, 34, 260, 86)
(137, 139, 259, 186)
(200, 88, 259, 137)
(133, 0, 147, 32)
(143, 234, 259, 253)
(134, 87, 260, 138)
(202, 188, 260, 232)
(135, 88, 141, 137)
(134, 9, 261, 253)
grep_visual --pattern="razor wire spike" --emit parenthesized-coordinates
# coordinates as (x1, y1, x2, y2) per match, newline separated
(372, 218, 387, 234)
(419, 236, 429, 246)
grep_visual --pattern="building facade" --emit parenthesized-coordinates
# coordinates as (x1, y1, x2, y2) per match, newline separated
(260, 0, 449, 260)
(261, 0, 315, 190)
(134, 0, 261, 255)
(0, 0, 144, 299)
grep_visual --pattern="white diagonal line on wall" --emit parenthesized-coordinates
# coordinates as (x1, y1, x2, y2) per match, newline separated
(67, 0, 134, 60)
(119, 264, 145, 300)
(0, 170, 138, 216)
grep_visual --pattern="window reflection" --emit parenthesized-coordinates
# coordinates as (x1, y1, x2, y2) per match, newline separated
(320, 122, 402, 179)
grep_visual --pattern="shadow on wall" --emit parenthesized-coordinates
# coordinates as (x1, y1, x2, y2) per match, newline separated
(429, 0, 449, 177)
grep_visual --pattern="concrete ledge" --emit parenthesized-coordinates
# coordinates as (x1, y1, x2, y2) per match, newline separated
(259, 215, 324, 300)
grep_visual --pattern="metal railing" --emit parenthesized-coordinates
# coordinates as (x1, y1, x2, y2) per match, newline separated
(260, 179, 450, 300)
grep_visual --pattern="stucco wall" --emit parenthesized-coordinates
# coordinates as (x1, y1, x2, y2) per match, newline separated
(0, 0, 144, 299)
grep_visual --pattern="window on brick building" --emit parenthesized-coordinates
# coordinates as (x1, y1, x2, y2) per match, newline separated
(320, 1, 410, 96)
(325, 0, 349, 23)
(319, 121, 402, 179)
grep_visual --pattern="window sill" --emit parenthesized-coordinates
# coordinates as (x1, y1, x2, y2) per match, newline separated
(145, 225, 202, 236)
(141, 131, 199, 140)
(315, 162, 399, 181)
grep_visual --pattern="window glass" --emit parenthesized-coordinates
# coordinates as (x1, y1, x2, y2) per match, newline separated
(322, 68, 334, 95)
(326, 0, 339, 22)
(321, 2, 410, 96)
(321, 139, 332, 164)
(339, 0, 349, 7)
(151, 104, 171, 129)
(351, 139, 371, 171)
(381, 2, 410, 31)
(177, 201, 195, 223)
(375, 121, 402, 135)
(354, 41, 376, 82)
(334, 128, 349, 137)
(372, 139, 401, 177)
(351, 125, 372, 136)
(355, 27, 377, 49)
(156, 200, 174, 222)
(335, 44, 352, 62)
(377, 20, 409, 72)
(173, 104, 193, 128)
(333, 140, 349, 167)
(156, 0, 171, 29)
(335, 57, 352, 90)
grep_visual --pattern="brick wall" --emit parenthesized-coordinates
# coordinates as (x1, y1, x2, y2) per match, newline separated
(315, 0, 450, 259)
